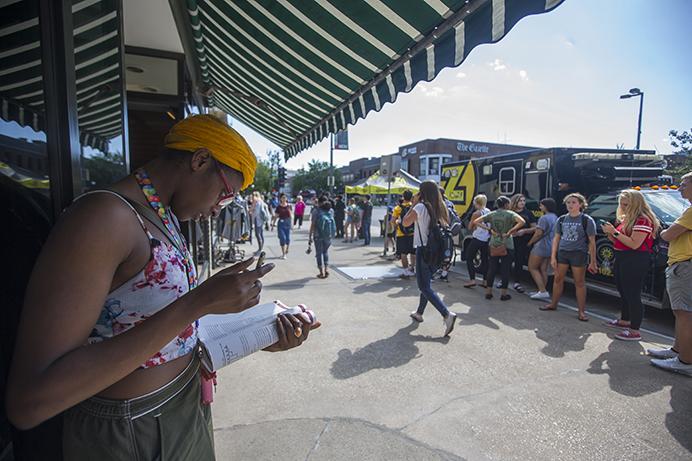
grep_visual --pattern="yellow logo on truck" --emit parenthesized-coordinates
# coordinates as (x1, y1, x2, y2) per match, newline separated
(441, 161, 476, 217)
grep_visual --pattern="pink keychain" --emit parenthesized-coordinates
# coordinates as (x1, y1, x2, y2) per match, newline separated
(200, 366, 217, 405)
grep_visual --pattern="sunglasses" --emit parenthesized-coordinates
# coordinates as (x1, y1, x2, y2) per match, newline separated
(216, 164, 236, 207)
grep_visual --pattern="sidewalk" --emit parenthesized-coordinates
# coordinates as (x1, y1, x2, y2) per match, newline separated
(210, 226, 692, 461)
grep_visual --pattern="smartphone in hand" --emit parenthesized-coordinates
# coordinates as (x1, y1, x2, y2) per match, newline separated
(255, 251, 266, 270)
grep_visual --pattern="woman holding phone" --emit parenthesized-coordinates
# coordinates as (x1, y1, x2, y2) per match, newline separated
(601, 189, 659, 341)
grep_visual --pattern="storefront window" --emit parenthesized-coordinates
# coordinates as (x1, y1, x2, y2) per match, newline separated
(74, 0, 127, 190)
(419, 157, 427, 176)
(0, 0, 52, 215)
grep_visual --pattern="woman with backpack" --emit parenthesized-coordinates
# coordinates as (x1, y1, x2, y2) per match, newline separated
(601, 189, 660, 341)
(274, 193, 293, 259)
(526, 198, 558, 300)
(344, 198, 360, 243)
(474, 196, 526, 301)
(464, 194, 491, 288)
(310, 197, 336, 279)
(541, 193, 598, 321)
(251, 191, 271, 255)
(401, 181, 457, 337)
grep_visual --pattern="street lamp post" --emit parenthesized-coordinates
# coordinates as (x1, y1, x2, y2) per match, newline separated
(619, 88, 644, 150)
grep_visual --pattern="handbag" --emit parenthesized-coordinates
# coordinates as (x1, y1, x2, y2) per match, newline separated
(489, 243, 508, 257)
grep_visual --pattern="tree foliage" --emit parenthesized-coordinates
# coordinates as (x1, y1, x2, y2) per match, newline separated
(291, 160, 343, 195)
(252, 160, 273, 193)
(82, 151, 127, 188)
(666, 128, 692, 180)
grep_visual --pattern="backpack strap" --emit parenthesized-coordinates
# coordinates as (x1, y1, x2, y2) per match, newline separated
(557, 215, 565, 235)
(581, 213, 589, 235)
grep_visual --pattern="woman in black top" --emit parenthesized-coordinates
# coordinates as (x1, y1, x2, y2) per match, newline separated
(509, 194, 536, 293)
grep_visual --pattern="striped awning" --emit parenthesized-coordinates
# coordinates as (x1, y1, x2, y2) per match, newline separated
(0, 0, 124, 153)
(181, 0, 565, 159)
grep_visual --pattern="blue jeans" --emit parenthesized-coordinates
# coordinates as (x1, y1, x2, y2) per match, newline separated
(254, 219, 265, 250)
(314, 238, 331, 268)
(277, 218, 291, 246)
(362, 219, 371, 245)
(415, 247, 450, 317)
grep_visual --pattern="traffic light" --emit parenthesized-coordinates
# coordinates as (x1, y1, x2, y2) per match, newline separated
(277, 167, 286, 187)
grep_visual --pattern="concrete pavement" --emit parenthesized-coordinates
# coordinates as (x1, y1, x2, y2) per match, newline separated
(210, 223, 691, 461)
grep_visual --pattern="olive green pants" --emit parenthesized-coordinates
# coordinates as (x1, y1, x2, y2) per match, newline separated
(63, 357, 215, 461)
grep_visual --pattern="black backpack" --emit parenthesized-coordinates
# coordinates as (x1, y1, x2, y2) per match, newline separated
(445, 201, 462, 236)
(418, 204, 455, 269)
(398, 204, 415, 235)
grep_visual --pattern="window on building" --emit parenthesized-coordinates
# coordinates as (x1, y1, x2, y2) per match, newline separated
(401, 158, 409, 172)
(499, 167, 516, 195)
(428, 157, 440, 176)
(419, 157, 427, 176)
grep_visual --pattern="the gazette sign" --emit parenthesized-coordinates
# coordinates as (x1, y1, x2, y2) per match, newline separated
(456, 142, 490, 153)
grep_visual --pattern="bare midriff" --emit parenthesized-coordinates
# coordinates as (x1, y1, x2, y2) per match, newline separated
(96, 351, 194, 399)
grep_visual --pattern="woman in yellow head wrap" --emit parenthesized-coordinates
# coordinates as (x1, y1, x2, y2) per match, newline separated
(7, 113, 318, 460)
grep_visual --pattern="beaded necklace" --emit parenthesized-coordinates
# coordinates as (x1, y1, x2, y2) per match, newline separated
(134, 168, 198, 290)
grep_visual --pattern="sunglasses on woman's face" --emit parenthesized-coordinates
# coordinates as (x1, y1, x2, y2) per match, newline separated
(216, 166, 236, 207)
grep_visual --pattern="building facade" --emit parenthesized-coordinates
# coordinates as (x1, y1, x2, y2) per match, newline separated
(398, 138, 535, 182)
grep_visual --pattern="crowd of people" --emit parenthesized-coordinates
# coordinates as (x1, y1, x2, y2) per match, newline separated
(241, 173, 690, 375)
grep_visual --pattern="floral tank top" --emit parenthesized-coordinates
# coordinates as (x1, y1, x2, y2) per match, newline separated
(81, 189, 199, 368)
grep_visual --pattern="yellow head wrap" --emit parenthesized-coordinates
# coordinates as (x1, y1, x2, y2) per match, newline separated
(164, 114, 257, 190)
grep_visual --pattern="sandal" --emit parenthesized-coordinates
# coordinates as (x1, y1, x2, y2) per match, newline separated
(539, 305, 557, 311)
(513, 283, 525, 294)
(485, 293, 493, 300)
(324, 270, 330, 278)
(500, 294, 512, 301)
(464, 282, 477, 288)
(317, 273, 326, 279)
(578, 314, 589, 322)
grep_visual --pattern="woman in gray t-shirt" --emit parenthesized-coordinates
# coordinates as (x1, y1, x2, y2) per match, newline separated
(541, 193, 597, 321)
(526, 198, 558, 300)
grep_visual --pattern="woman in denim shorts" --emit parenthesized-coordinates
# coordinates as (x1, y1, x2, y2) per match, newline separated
(541, 193, 597, 321)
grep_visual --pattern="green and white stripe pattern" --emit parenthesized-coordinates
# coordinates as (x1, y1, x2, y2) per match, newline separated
(183, 0, 564, 159)
(0, 0, 123, 152)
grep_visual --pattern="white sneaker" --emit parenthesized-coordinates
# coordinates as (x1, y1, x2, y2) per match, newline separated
(530, 291, 551, 300)
(651, 357, 692, 377)
(410, 312, 424, 323)
(443, 312, 457, 336)
(647, 347, 679, 360)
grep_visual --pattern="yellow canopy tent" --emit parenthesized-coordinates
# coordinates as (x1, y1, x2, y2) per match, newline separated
(345, 170, 420, 195)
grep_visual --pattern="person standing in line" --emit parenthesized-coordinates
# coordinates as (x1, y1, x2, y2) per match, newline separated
(509, 193, 537, 293)
(250, 191, 270, 255)
(309, 196, 336, 279)
(648, 172, 692, 375)
(361, 194, 374, 245)
(391, 191, 416, 278)
(526, 198, 558, 300)
(274, 193, 293, 259)
(464, 194, 491, 288)
(601, 189, 660, 341)
(293, 195, 306, 229)
(344, 198, 360, 243)
(475, 196, 526, 301)
(334, 194, 346, 238)
(402, 181, 457, 336)
(541, 193, 598, 321)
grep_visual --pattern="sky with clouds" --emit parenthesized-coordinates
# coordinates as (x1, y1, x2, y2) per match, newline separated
(229, 0, 692, 170)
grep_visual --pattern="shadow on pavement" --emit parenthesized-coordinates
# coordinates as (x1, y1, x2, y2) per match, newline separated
(330, 322, 449, 380)
(667, 382, 692, 452)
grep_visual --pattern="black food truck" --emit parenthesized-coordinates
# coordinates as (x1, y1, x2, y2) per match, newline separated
(441, 147, 687, 309)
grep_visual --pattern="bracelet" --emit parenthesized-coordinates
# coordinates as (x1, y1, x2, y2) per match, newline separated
(613, 231, 620, 237)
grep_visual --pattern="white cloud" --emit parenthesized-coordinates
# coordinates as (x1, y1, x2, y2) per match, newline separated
(488, 58, 506, 71)
(519, 70, 529, 81)
(456, 71, 467, 79)
(418, 83, 445, 97)
(561, 35, 576, 48)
